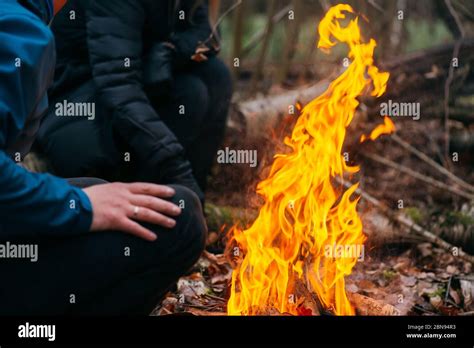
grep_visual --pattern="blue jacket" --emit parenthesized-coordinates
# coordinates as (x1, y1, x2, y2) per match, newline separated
(0, 0, 92, 238)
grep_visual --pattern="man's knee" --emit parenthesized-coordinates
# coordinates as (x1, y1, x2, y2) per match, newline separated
(40, 121, 119, 177)
(198, 57, 233, 98)
(195, 57, 232, 128)
(211, 57, 232, 87)
(168, 184, 207, 260)
(174, 74, 209, 115)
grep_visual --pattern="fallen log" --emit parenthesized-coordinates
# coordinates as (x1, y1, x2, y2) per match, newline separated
(231, 39, 474, 138)
(230, 80, 330, 138)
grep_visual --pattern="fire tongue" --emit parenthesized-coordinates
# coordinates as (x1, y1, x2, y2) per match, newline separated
(227, 4, 390, 316)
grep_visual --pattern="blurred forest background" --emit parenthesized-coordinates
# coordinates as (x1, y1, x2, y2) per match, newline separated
(212, 0, 473, 93)
(207, 0, 474, 202)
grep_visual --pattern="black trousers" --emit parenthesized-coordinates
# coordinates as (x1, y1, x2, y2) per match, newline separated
(0, 179, 207, 315)
(37, 57, 232, 191)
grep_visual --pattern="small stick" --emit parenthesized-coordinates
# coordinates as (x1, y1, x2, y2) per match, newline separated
(202, 294, 227, 302)
(241, 5, 292, 58)
(361, 152, 474, 200)
(391, 134, 474, 193)
(443, 0, 466, 167)
(445, 275, 453, 304)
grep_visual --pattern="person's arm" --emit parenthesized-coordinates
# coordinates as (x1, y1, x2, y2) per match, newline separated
(0, 11, 92, 238)
(0, 5, 189, 241)
(85, 0, 203, 198)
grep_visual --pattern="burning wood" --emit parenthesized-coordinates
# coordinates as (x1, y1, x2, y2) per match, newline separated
(348, 292, 400, 316)
(227, 4, 392, 316)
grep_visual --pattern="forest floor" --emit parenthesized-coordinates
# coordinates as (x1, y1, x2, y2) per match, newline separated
(152, 243, 473, 316)
(152, 90, 474, 316)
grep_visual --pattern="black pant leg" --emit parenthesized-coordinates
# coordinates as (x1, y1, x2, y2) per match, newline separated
(0, 184, 206, 315)
(186, 57, 232, 191)
(150, 57, 232, 191)
(35, 82, 122, 180)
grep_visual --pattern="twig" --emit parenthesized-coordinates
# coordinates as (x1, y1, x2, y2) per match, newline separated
(186, 307, 226, 316)
(443, 0, 466, 166)
(361, 152, 474, 200)
(250, 0, 278, 93)
(318, 0, 331, 12)
(413, 304, 436, 315)
(459, 311, 474, 316)
(202, 293, 226, 303)
(241, 5, 292, 58)
(231, 0, 245, 79)
(367, 0, 385, 13)
(336, 177, 474, 264)
(391, 134, 474, 194)
(203, 0, 242, 48)
(444, 275, 453, 304)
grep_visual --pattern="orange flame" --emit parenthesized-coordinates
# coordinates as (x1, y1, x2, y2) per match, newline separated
(227, 4, 389, 316)
(360, 116, 396, 142)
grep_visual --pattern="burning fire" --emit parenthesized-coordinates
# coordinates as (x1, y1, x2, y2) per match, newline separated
(360, 116, 396, 143)
(227, 4, 389, 315)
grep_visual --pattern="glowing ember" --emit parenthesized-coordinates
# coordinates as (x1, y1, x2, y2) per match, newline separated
(227, 4, 389, 315)
(360, 116, 396, 143)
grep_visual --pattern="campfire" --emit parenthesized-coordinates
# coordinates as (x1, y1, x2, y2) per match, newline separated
(227, 4, 392, 316)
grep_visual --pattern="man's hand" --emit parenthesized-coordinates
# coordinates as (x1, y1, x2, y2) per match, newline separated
(83, 183, 182, 241)
(191, 44, 210, 62)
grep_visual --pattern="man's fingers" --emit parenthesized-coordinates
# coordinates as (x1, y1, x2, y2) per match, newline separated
(130, 195, 181, 217)
(120, 218, 157, 241)
(131, 206, 176, 229)
(196, 46, 210, 53)
(128, 183, 175, 197)
(199, 54, 208, 61)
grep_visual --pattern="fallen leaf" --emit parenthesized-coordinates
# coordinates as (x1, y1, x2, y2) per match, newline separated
(401, 275, 417, 287)
(446, 265, 459, 274)
(449, 288, 461, 305)
(460, 279, 473, 308)
(417, 243, 432, 257)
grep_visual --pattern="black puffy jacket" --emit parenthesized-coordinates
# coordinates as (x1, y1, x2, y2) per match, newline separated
(40, 0, 212, 197)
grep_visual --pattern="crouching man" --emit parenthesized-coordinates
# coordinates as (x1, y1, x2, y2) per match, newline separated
(0, 0, 206, 315)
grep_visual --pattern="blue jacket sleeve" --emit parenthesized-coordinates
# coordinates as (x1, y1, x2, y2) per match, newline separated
(0, 8, 93, 238)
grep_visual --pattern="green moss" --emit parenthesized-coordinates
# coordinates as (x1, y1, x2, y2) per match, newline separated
(204, 203, 258, 233)
(428, 285, 446, 299)
(441, 211, 474, 228)
(382, 269, 397, 281)
(404, 207, 425, 225)
(405, 19, 452, 53)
